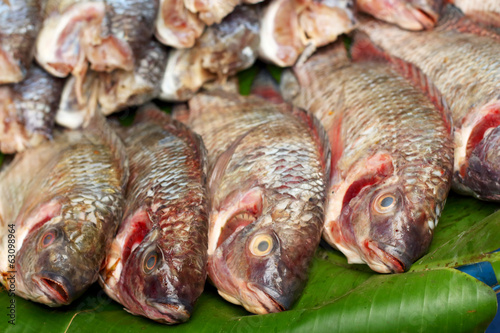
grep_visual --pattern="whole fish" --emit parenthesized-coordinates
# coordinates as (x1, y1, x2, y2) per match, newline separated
(35, 0, 158, 87)
(0, 65, 64, 154)
(259, 0, 355, 67)
(100, 106, 208, 324)
(360, 6, 500, 201)
(355, 0, 443, 30)
(0, 0, 43, 84)
(0, 115, 128, 306)
(281, 39, 453, 273)
(179, 90, 330, 314)
(159, 5, 259, 101)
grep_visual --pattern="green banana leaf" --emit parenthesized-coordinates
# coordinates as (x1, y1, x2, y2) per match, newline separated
(1, 193, 499, 333)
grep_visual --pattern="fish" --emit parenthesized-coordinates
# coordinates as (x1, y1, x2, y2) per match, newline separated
(0, 0, 43, 84)
(359, 6, 500, 201)
(159, 5, 260, 101)
(35, 0, 158, 90)
(154, 0, 205, 48)
(259, 0, 355, 67)
(280, 38, 453, 273)
(0, 115, 128, 306)
(183, 0, 264, 25)
(178, 90, 330, 314)
(100, 106, 208, 324)
(0, 65, 64, 154)
(355, 0, 443, 30)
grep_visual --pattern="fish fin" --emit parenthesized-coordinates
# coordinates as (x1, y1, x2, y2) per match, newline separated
(208, 129, 256, 196)
(250, 70, 284, 104)
(352, 32, 453, 135)
(437, 4, 500, 40)
(84, 113, 129, 187)
(284, 105, 332, 183)
(327, 109, 344, 183)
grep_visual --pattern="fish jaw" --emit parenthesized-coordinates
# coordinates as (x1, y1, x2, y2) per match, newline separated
(356, 0, 442, 30)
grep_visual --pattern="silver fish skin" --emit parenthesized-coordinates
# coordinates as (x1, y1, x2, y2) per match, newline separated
(100, 106, 208, 324)
(281, 40, 453, 273)
(360, 6, 500, 201)
(355, 0, 443, 30)
(0, 0, 43, 84)
(159, 5, 259, 101)
(35, 0, 158, 82)
(0, 65, 64, 154)
(180, 90, 330, 314)
(0, 115, 128, 306)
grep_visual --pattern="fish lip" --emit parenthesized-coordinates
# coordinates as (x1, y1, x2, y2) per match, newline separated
(246, 283, 287, 313)
(146, 299, 191, 324)
(366, 241, 409, 273)
(33, 272, 74, 305)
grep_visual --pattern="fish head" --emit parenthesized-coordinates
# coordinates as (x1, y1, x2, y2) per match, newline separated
(463, 125, 500, 200)
(17, 218, 105, 306)
(117, 228, 192, 324)
(209, 187, 319, 314)
(337, 177, 433, 274)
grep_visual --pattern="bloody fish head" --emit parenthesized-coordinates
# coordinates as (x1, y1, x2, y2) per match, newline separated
(208, 188, 320, 314)
(337, 180, 432, 274)
(462, 125, 500, 200)
(117, 229, 196, 324)
(17, 219, 105, 306)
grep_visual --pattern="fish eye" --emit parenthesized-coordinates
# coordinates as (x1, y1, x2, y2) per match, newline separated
(249, 234, 274, 257)
(143, 250, 160, 274)
(39, 230, 57, 249)
(373, 194, 397, 213)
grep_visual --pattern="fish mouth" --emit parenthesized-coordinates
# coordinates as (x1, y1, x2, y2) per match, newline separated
(364, 240, 409, 273)
(35, 273, 73, 305)
(147, 299, 191, 324)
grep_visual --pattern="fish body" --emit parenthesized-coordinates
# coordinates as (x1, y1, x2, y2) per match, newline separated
(360, 6, 500, 201)
(0, 65, 64, 153)
(35, 0, 158, 80)
(181, 91, 330, 313)
(0, 0, 43, 83)
(282, 41, 453, 273)
(259, 0, 355, 67)
(355, 0, 443, 30)
(159, 5, 259, 101)
(100, 106, 208, 324)
(0, 115, 128, 306)
(451, 0, 500, 26)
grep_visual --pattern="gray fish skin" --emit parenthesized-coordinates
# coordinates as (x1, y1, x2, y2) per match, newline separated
(0, 0, 43, 83)
(100, 106, 208, 324)
(0, 115, 128, 306)
(0, 65, 64, 154)
(282, 41, 453, 273)
(360, 6, 500, 201)
(181, 91, 330, 314)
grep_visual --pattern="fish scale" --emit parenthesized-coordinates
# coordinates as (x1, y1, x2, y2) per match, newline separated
(284, 42, 453, 273)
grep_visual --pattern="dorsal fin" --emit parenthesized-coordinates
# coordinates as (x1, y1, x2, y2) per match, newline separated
(351, 32, 453, 135)
(437, 4, 500, 41)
